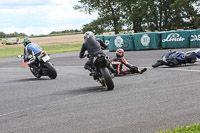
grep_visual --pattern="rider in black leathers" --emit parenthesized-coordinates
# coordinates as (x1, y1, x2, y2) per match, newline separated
(79, 31, 114, 77)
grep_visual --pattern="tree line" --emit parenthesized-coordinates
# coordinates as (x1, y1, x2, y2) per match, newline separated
(74, 0, 200, 34)
(49, 29, 81, 34)
(0, 29, 82, 38)
(0, 32, 27, 38)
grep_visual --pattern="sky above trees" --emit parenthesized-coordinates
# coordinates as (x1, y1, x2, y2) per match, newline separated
(0, 0, 97, 35)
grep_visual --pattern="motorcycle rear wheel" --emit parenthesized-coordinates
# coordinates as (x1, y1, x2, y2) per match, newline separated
(100, 67, 114, 91)
(43, 62, 57, 79)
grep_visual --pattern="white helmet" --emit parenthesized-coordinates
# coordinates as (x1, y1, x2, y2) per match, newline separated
(84, 31, 94, 40)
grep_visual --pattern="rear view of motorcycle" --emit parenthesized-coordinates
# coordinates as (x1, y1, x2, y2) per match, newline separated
(84, 54, 114, 90)
(152, 50, 197, 68)
(18, 51, 57, 79)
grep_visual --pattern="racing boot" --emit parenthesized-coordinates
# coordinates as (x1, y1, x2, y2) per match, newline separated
(139, 68, 147, 74)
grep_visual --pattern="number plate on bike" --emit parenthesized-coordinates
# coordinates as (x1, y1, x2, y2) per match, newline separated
(42, 55, 50, 62)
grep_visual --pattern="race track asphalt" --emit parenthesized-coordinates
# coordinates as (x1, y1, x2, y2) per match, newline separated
(0, 48, 200, 133)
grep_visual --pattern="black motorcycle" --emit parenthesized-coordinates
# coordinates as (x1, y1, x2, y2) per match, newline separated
(83, 53, 114, 91)
(18, 51, 57, 79)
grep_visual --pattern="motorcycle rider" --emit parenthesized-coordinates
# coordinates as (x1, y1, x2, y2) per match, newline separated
(112, 48, 147, 76)
(23, 37, 42, 71)
(79, 31, 114, 78)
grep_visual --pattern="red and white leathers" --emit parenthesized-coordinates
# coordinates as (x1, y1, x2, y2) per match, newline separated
(111, 56, 139, 76)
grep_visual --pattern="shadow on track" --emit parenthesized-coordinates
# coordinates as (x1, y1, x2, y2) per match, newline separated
(52, 86, 106, 96)
(4, 78, 49, 83)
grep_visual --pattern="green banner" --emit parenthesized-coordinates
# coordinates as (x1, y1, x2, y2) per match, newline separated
(190, 30, 200, 48)
(95, 35, 104, 42)
(133, 32, 161, 50)
(161, 30, 190, 48)
(95, 35, 107, 49)
(108, 34, 134, 51)
(103, 35, 115, 50)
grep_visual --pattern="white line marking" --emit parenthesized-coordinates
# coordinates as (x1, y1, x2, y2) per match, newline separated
(146, 66, 200, 72)
(0, 68, 16, 70)
(165, 68, 200, 72)
(58, 66, 83, 68)
(139, 66, 152, 69)
(139, 66, 200, 72)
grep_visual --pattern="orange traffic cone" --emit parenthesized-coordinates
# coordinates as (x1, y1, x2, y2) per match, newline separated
(23, 62, 28, 67)
(21, 53, 28, 67)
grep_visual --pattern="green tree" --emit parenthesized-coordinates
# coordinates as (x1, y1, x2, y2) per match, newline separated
(160, 0, 176, 30)
(0, 31, 27, 38)
(0, 32, 6, 38)
(74, 0, 200, 33)
(170, 0, 200, 29)
(142, 0, 177, 31)
(82, 18, 107, 34)
(194, 17, 200, 27)
(74, 0, 123, 34)
(118, 0, 146, 33)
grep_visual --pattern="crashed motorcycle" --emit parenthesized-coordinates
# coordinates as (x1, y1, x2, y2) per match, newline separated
(18, 51, 57, 79)
(83, 53, 114, 90)
(152, 50, 197, 68)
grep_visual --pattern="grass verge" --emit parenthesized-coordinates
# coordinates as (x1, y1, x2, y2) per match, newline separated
(42, 44, 81, 54)
(0, 44, 81, 58)
(156, 123, 200, 133)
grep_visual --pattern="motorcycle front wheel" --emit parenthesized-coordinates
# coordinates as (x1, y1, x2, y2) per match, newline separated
(100, 67, 114, 91)
(152, 60, 163, 68)
(30, 67, 41, 78)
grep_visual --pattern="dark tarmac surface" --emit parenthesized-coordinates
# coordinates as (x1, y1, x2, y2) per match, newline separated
(0, 48, 200, 133)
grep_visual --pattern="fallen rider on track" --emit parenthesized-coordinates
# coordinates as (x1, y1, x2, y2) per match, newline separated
(111, 49, 147, 76)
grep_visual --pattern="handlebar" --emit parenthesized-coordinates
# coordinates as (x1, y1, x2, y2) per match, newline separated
(17, 55, 23, 58)
(83, 54, 88, 58)
(80, 54, 89, 59)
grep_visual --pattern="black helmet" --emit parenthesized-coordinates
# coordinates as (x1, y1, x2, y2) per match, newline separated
(23, 37, 31, 47)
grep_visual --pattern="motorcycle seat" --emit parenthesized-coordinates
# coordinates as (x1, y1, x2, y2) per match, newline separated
(185, 52, 196, 62)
